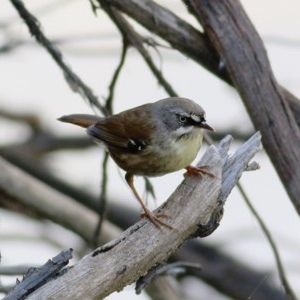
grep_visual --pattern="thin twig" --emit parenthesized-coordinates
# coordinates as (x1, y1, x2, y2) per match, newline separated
(208, 129, 296, 300)
(3, 0, 75, 27)
(136, 261, 201, 294)
(99, 4, 180, 215)
(92, 41, 128, 243)
(237, 183, 297, 300)
(93, 152, 110, 247)
(216, 135, 297, 300)
(100, 2, 177, 97)
(0, 265, 37, 276)
(9, 0, 107, 116)
(105, 40, 128, 114)
(206, 125, 296, 299)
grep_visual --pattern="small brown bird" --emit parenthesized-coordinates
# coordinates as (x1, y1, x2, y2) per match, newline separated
(58, 97, 214, 229)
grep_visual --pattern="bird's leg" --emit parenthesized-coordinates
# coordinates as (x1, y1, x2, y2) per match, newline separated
(125, 173, 173, 229)
(184, 165, 215, 178)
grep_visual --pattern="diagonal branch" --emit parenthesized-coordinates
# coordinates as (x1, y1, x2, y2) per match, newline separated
(100, 0, 224, 80)
(103, 0, 300, 126)
(1, 133, 284, 299)
(0, 155, 120, 246)
(9, 0, 107, 115)
(184, 0, 300, 216)
(24, 133, 261, 299)
(238, 184, 297, 300)
(3, 250, 73, 300)
(101, 2, 177, 97)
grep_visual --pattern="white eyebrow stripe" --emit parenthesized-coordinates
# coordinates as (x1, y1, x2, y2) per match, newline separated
(191, 114, 201, 122)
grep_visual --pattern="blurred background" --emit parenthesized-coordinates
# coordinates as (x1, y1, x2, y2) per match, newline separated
(0, 0, 300, 299)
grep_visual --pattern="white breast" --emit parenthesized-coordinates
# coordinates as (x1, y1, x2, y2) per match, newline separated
(152, 128, 203, 175)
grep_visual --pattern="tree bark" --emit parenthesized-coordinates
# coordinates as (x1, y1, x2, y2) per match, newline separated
(24, 133, 261, 299)
(184, 0, 300, 215)
(103, 0, 300, 127)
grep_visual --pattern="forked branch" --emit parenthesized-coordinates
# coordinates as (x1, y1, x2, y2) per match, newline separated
(20, 133, 261, 300)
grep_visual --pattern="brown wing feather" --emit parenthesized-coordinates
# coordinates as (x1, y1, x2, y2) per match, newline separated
(87, 104, 154, 152)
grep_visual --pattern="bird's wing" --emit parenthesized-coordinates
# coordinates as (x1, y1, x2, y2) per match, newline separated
(87, 106, 152, 153)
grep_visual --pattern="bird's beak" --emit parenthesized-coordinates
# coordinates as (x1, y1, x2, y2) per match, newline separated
(200, 120, 214, 132)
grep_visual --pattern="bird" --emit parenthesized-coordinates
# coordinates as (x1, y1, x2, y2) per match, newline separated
(58, 97, 214, 229)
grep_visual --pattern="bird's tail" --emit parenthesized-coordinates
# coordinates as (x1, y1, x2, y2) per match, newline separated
(57, 114, 103, 128)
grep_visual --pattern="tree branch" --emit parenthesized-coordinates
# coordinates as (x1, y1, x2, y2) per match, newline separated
(0, 155, 120, 246)
(238, 184, 297, 300)
(3, 250, 73, 300)
(101, 3, 177, 97)
(103, 0, 300, 126)
(9, 0, 107, 115)
(24, 133, 261, 299)
(100, 0, 225, 80)
(184, 0, 300, 216)
(1, 133, 284, 299)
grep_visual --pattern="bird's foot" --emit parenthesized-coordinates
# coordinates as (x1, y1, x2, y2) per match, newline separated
(184, 165, 215, 178)
(141, 209, 173, 230)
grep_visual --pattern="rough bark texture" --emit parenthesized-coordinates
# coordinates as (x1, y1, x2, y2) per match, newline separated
(104, 0, 300, 127)
(4, 1, 298, 298)
(184, 0, 300, 214)
(21, 133, 261, 300)
(3, 250, 73, 300)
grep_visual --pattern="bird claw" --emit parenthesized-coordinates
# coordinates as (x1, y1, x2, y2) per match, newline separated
(184, 165, 215, 178)
(140, 210, 173, 229)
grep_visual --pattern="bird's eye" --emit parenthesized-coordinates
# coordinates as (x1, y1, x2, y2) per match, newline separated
(178, 115, 187, 123)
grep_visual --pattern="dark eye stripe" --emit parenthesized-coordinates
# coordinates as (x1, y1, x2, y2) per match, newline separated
(179, 116, 196, 126)
(176, 113, 204, 127)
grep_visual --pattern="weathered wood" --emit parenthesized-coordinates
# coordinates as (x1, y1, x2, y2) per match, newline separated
(3, 250, 73, 300)
(185, 0, 300, 215)
(23, 133, 261, 300)
(101, 0, 221, 76)
(103, 0, 300, 126)
(0, 156, 120, 245)
(0, 136, 284, 299)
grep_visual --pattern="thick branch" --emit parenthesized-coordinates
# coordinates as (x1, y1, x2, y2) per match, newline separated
(103, 0, 300, 126)
(0, 155, 120, 245)
(26, 133, 261, 299)
(185, 0, 300, 215)
(100, 0, 224, 79)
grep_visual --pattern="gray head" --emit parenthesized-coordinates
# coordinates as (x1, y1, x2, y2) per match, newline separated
(151, 97, 213, 139)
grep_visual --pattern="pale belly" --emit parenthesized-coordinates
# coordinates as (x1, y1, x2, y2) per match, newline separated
(110, 132, 203, 177)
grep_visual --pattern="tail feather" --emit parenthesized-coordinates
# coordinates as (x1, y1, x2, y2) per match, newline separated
(58, 114, 103, 128)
